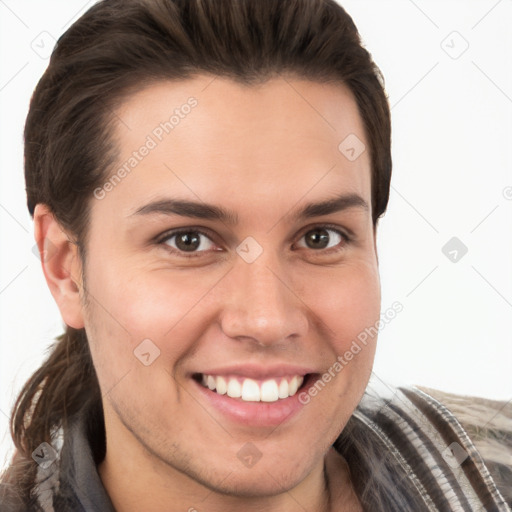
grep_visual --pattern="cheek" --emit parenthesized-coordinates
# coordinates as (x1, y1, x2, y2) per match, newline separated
(302, 261, 381, 351)
(83, 263, 220, 360)
(296, 265, 380, 424)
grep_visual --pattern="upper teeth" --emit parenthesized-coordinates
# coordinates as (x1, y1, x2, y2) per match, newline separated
(200, 374, 304, 402)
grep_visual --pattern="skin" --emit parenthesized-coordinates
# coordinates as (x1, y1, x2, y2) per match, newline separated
(34, 75, 381, 511)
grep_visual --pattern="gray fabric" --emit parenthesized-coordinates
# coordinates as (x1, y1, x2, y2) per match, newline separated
(53, 406, 116, 511)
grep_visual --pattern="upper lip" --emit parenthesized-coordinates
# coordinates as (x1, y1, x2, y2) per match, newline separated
(193, 364, 318, 380)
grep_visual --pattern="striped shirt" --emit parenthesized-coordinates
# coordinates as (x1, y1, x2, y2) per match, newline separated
(334, 384, 510, 511)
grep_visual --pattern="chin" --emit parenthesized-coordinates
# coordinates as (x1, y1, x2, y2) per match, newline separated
(217, 468, 305, 499)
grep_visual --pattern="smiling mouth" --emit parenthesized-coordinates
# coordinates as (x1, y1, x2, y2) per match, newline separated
(192, 373, 311, 402)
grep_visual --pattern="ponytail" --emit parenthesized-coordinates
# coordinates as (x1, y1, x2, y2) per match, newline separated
(0, 327, 102, 506)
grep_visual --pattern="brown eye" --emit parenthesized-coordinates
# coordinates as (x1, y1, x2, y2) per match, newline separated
(174, 232, 201, 252)
(297, 226, 349, 252)
(304, 228, 330, 249)
(161, 230, 216, 254)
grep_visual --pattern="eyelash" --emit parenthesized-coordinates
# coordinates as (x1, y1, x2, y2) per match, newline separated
(155, 224, 351, 258)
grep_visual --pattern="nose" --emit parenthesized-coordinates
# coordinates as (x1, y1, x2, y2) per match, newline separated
(219, 250, 309, 348)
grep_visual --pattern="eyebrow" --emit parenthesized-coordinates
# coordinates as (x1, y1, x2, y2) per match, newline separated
(129, 192, 369, 225)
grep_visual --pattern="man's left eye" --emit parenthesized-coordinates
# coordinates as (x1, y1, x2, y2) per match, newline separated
(296, 227, 349, 252)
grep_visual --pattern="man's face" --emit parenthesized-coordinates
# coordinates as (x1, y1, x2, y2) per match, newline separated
(80, 76, 381, 495)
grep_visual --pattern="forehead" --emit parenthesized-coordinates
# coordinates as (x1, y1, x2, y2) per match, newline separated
(101, 75, 371, 221)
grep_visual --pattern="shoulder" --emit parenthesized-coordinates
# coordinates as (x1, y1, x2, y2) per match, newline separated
(346, 384, 511, 511)
(414, 385, 512, 507)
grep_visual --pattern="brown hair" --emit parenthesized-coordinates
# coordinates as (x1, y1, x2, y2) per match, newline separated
(2, 0, 392, 507)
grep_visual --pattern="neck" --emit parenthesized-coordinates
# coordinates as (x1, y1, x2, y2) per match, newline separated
(324, 448, 363, 512)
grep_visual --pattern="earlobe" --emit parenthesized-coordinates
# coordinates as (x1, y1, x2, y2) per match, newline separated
(33, 204, 85, 329)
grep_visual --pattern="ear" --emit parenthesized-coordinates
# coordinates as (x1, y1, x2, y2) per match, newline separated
(33, 204, 85, 329)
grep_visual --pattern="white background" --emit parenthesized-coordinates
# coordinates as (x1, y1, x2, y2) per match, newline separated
(1, 0, 511, 472)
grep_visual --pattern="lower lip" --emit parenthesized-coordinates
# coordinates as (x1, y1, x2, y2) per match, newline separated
(192, 374, 316, 427)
